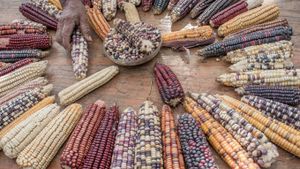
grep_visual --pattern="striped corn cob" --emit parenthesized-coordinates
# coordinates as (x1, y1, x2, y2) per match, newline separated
(135, 101, 163, 169)
(0, 23, 46, 35)
(48, 0, 63, 10)
(129, 0, 141, 6)
(170, 0, 201, 22)
(191, 93, 278, 168)
(218, 4, 280, 37)
(161, 105, 185, 169)
(219, 95, 300, 158)
(11, 19, 47, 32)
(0, 59, 34, 77)
(29, 0, 62, 19)
(154, 63, 184, 107)
(0, 84, 52, 130)
(177, 114, 217, 169)
(210, 0, 263, 27)
(0, 96, 55, 140)
(1, 104, 60, 158)
(111, 107, 137, 169)
(142, 0, 154, 11)
(184, 97, 259, 169)
(197, 0, 236, 25)
(0, 49, 49, 63)
(82, 105, 119, 169)
(224, 40, 293, 63)
(190, 0, 215, 19)
(236, 85, 300, 106)
(58, 66, 119, 106)
(60, 100, 106, 169)
(102, 0, 117, 21)
(198, 26, 293, 58)
(153, 0, 170, 14)
(19, 3, 58, 30)
(0, 61, 47, 97)
(120, 2, 141, 23)
(16, 104, 82, 169)
(162, 26, 215, 50)
(217, 69, 300, 87)
(86, 5, 111, 40)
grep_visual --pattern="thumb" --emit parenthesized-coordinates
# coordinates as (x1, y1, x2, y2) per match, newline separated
(79, 14, 92, 42)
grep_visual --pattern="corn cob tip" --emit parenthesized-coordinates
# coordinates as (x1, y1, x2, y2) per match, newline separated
(42, 84, 53, 95)
(41, 51, 50, 58)
(124, 107, 135, 112)
(234, 87, 245, 95)
(94, 100, 106, 107)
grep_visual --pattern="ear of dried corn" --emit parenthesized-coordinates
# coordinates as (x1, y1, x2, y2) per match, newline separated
(0, 62, 11, 68)
(153, 0, 170, 14)
(170, 0, 201, 23)
(11, 19, 47, 32)
(0, 59, 34, 77)
(29, 0, 62, 19)
(48, 0, 63, 10)
(102, 0, 117, 20)
(120, 2, 141, 23)
(190, 0, 215, 19)
(0, 49, 49, 63)
(0, 22, 47, 35)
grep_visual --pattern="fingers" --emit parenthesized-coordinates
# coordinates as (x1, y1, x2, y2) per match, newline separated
(62, 19, 75, 51)
(80, 14, 92, 42)
(56, 18, 64, 46)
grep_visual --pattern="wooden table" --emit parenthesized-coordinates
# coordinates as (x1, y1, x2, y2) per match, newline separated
(0, 0, 300, 168)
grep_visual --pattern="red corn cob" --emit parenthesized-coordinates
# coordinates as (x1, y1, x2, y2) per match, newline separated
(142, 0, 154, 11)
(60, 100, 106, 169)
(0, 59, 33, 77)
(154, 63, 184, 107)
(0, 24, 46, 35)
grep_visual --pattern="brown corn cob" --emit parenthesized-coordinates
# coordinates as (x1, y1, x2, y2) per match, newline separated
(190, 0, 215, 19)
(0, 59, 34, 77)
(161, 105, 185, 169)
(153, 0, 170, 14)
(102, 0, 117, 20)
(218, 4, 280, 37)
(29, 0, 62, 19)
(120, 2, 141, 23)
(154, 63, 184, 107)
(48, 0, 63, 10)
(142, 0, 154, 11)
(167, 0, 178, 10)
(82, 105, 119, 169)
(0, 49, 49, 63)
(170, 0, 201, 22)
(16, 104, 82, 169)
(60, 100, 106, 169)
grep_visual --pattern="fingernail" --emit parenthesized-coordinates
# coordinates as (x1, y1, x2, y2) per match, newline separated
(87, 35, 92, 42)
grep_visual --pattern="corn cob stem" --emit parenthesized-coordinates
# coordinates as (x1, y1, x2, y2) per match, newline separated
(0, 49, 49, 63)
(153, 0, 170, 14)
(170, 0, 201, 23)
(48, 0, 63, 10)
(0, 59, 34, 77)
(120, 2, 141, 23)
(190, 0, 215, 19)
(102, 0, 117, 20)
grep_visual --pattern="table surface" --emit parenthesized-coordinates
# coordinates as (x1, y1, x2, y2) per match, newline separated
(0, 0, 300, 169)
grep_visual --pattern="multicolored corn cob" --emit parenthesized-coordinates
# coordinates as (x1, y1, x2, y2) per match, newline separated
(58, 66, 119, 106)
(218, 4, 280, 37)
(120, 2, 141, 23)
(111, 107, 137, 169)
(154, 63, 184, 107)
(197, 26, 293, 58)
(0, 23, 46, 35)
(0, 59, 34, 77)
(167, 0, 179, 10)
(48, 0, 63, 10)
(82, 105, 119, 169)
(16, 104, 82, 169)
(142, 0, 154, 11)
(170, 0, 201, 22)
(190, 0, 215, 19)
(135, 101, 163, 169)
(0, 49, 49, 63)
(11, 19, 47, 32)
(153, 0, 170, 14)
(29, 0, 62, 19)
(102, 0, 117, 20)
(60, 100, 106, 169)
(161, 105, 185, 169)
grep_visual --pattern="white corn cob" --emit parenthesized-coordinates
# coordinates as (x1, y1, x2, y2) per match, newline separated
(120, 2, 141, 23)
(102, 0, 117, 21)
(16, 104, 82, 169)
(58, 66, 119, 106)
(0, 104, 60, 158)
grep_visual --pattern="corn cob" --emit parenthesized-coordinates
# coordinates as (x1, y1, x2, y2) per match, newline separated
(0, 61, 47, 96)
(16, 104, 82, 169)
(135, 101, 163, 169)
(210, 0, 263, 28)
(167, 0, 178, 10)
(86, 6, 110, 40)
(29, 0, 62, 19)
(111, 107, 137, 169)
(170, 0, 201, 22)
(224, 40, 293, 63)
(0, 96, 55, 140)
(219, 95, 300, 157)
(142, 0, 154, 11)
(0, 23, 46, 35)
(217, 69, 300, 87)
(198, 26, 293, 58)
(0, 49, 49, 63)
(197, 0, 236, 25)
(82, 105, 119, 169)
(162, 26, 215, 50)
(161, 105, 185, 169)
(92, 0, 101, 9)
(184, 97, 259, 169)
(218, 4, 280, 37)
(11, 19, 47, 32)
(60, 100, 106, 169)
(1, 104, 60, 158)
(48, 0, 63, 10)
(0, 84, 52, 130)
(120, 2, 141, 23)
(154, 63, 184, 107)
(129, 0, 141, 6)
(177, 114, 217, 169)
(153, 0, 170, 14)
(190, 0, 215, 19)
(19, 3, 58, 30)
(58, 66, 119, 106)
(102, 0, 117, 21)
(0, 62, 11, 68)
(0, 59, 34, 77)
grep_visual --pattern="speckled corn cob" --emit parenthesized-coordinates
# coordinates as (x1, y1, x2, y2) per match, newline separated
(198, 26, 293, 58)
(102, 0, 117, 20)
(154, 63, 184, 107)
(135, 101, 163, 169)
(0, 49, 48, 63)
(0, 59, 34, 77)
(161, 105, 185, 169)
(16, 104, 82, 169)
(0, 23, 46, 35)
(190, 0, 215, 19)
(58, 66, 119, 106)
(29, 0, 62, 19)
(111, 107, 137, 169)
(184, 97, 259, 169)
(120, 2, 141, 23)
(170, 0, 201, 22)
(82, 105, 119, 169)
(153, 0, 170, 14)
(218, 4, 280, 37)
(142, 0, 153, 11)
(60, 100, 106, 169)
(1, 104, 59, 158)
(86, 6, 111, 40)
(219, 95, 300, 158)
(48, 0, 63, 10)
(11, 19, 47, 32)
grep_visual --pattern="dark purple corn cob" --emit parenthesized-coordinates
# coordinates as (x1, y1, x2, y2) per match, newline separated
(190, 0, 215, 19)
(82, 105, 119, 169)
(170, 0, 201, 22)
(0, 59, 33, 77)
(197, 26, 293, 58)
(142, 0, 154, 11)
(178, 114, 218, 169)
(0, 49, 48, 63)
(154, 63, 184, 107)
(19, 3, 58, 30)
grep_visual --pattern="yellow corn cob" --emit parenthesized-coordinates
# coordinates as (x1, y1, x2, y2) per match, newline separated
(218, 4, 280, 37)
(16, 104, 82, 169)
(120, 2, 141, 23)
(1, 104, 60, 158)
(162, 26, 213, 42)
(48, 0, 63, 10)
(58, 66, 119, 106)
